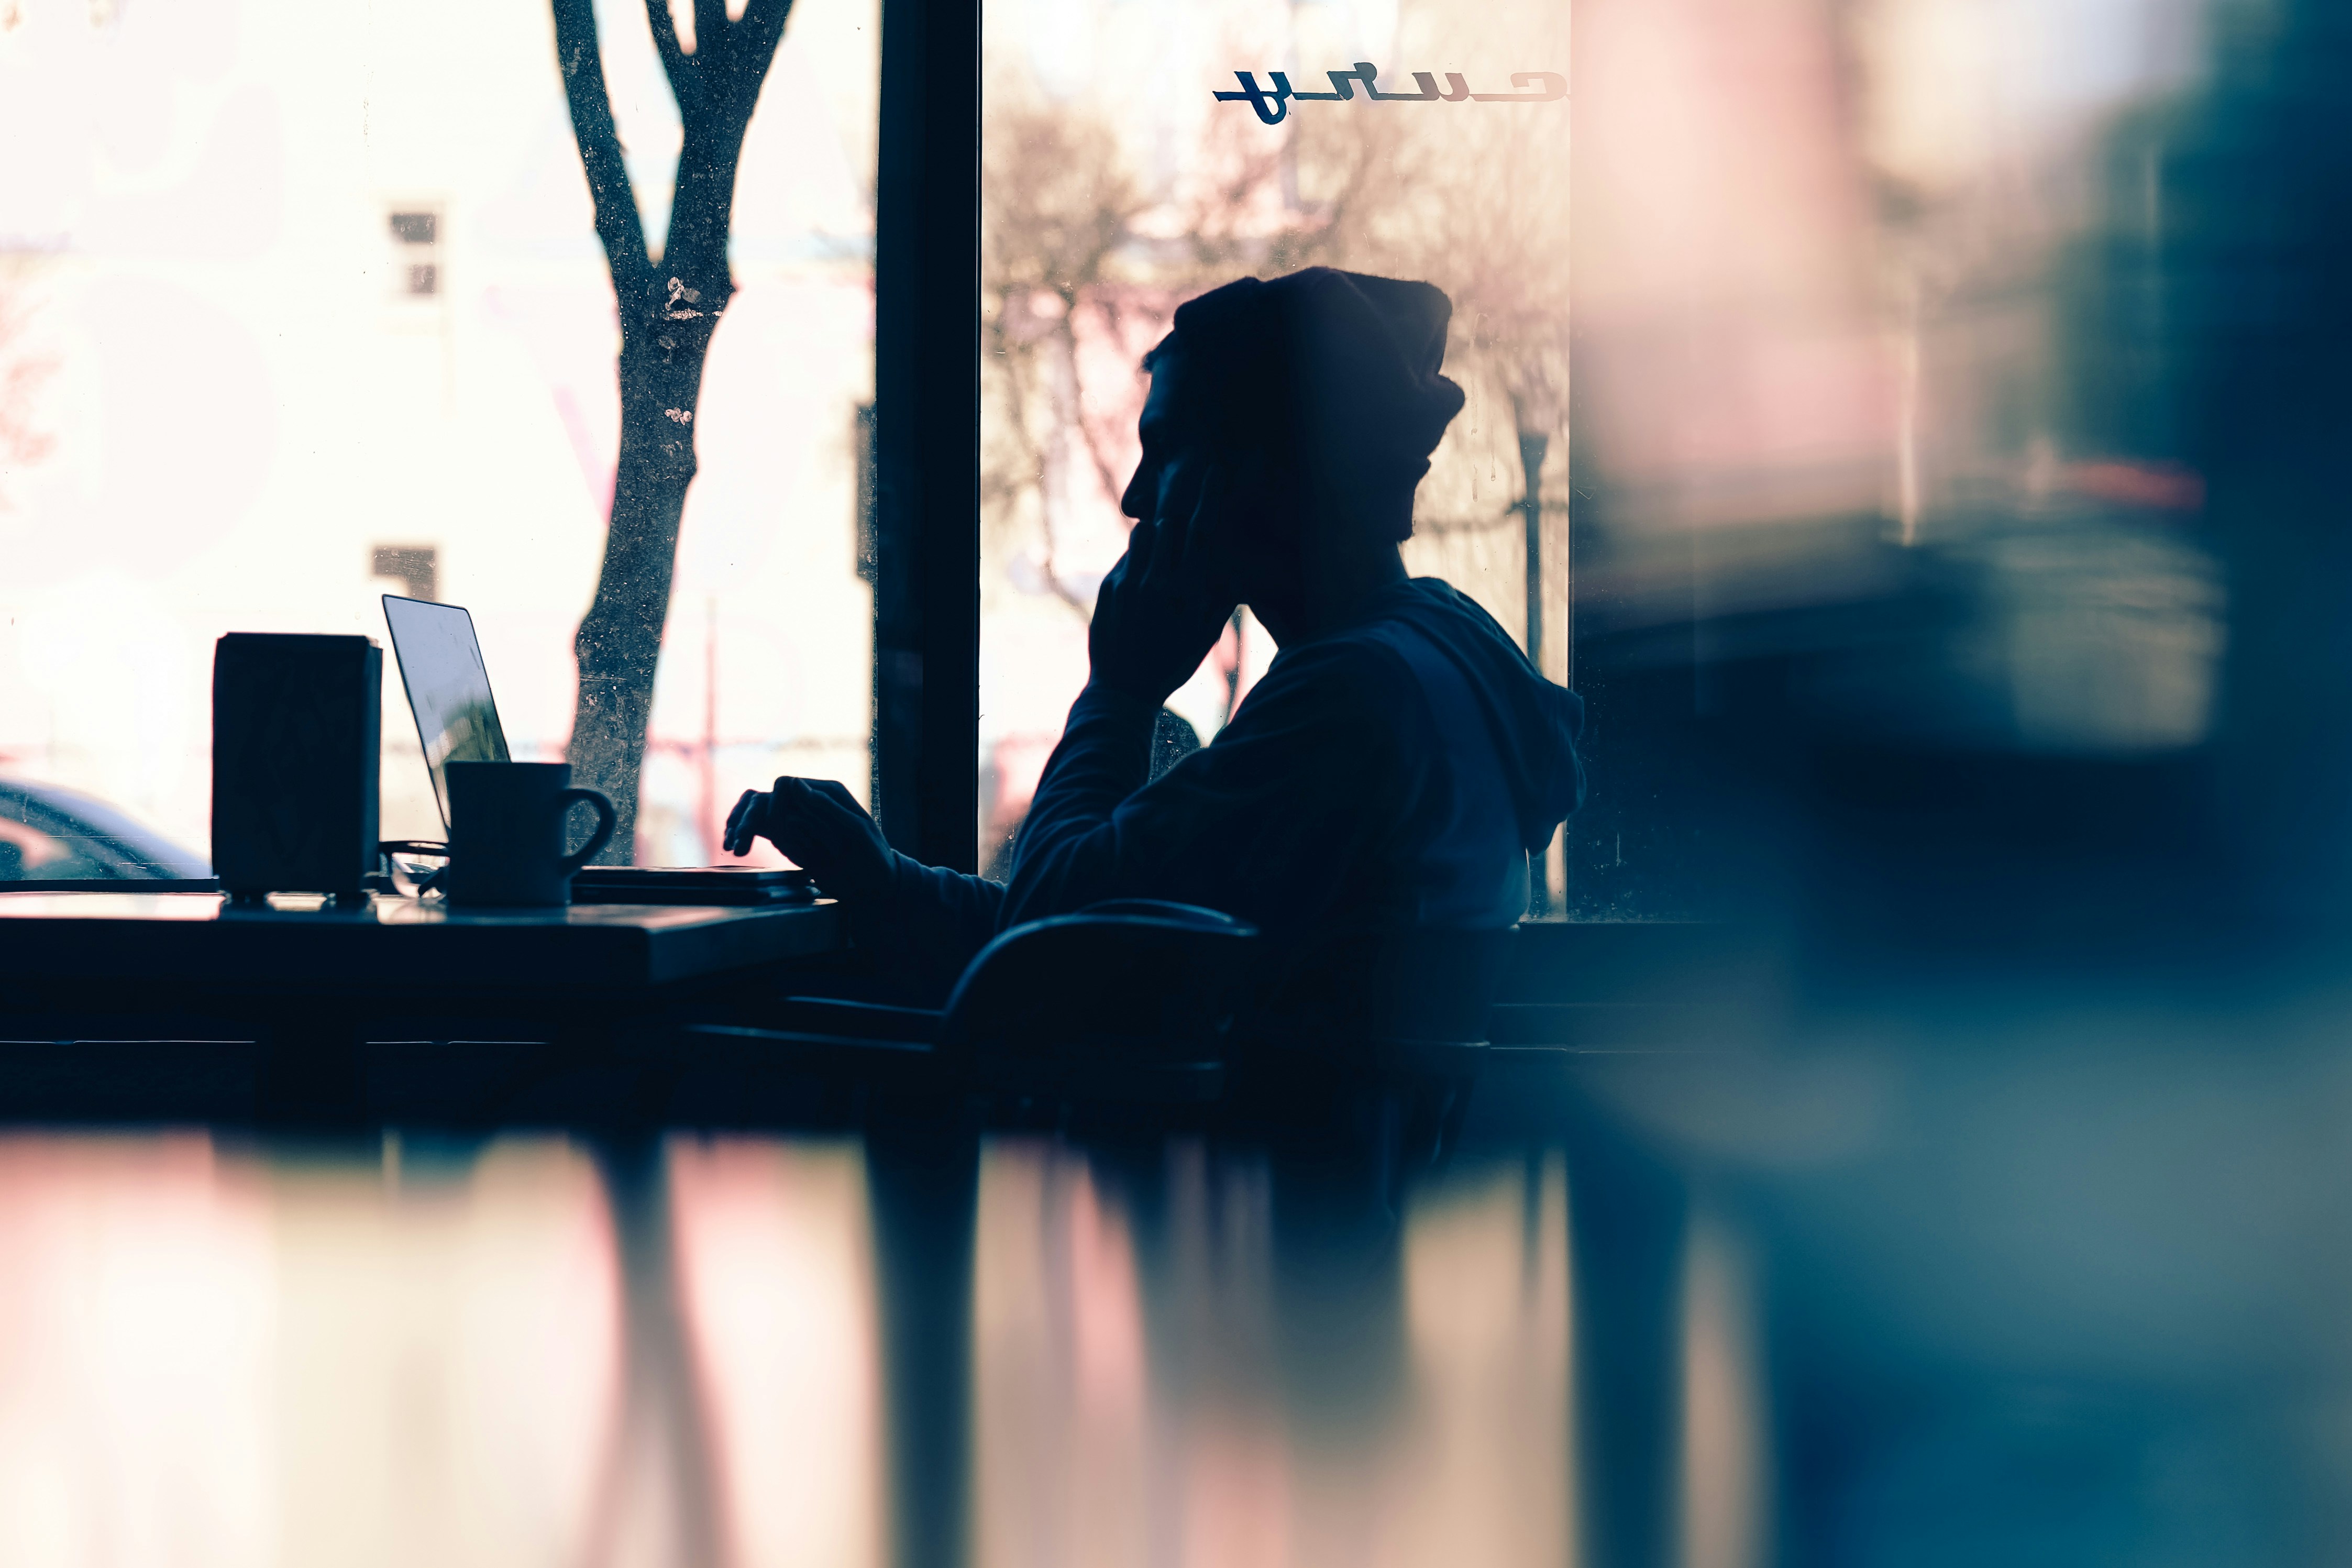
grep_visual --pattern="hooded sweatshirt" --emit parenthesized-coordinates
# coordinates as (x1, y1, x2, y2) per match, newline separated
(997, 576, 1586, 940)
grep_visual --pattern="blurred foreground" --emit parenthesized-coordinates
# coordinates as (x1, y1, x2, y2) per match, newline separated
(7, 971, 2352, 1568)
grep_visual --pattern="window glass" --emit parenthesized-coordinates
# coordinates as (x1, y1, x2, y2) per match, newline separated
(978, 0, 1572, 888)
(0, 0, 877, 877)
(982, 0, 2229, 921)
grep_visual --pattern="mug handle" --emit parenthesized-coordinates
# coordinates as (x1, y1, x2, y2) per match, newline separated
(556, 788, 619, 874)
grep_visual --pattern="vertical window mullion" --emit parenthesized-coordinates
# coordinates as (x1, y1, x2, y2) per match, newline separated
(873, 0, 982, 873)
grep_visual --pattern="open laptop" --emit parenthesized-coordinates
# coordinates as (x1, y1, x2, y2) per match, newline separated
(380, 595, 811, 904)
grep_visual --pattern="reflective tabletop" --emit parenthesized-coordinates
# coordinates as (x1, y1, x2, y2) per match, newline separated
(0, 891, 844, 996)
(0, 1128, 1575, 1568)
(4, 971, 2351, 1568)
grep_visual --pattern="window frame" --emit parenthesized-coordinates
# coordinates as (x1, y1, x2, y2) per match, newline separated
(881, 0, 1588, 888)
(873, 0, 982, 874)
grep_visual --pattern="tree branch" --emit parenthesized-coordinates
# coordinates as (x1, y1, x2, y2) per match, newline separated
(1057, 308, 1129, 513)
(552, 0, 653, 293)
(723, 0, 793, 124)
(693, 0, 729, 78)
(657, 0, 793, 286)
(644, 0, 702, 117)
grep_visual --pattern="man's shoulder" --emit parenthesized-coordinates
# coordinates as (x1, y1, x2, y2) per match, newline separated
(1223, 625, 1432, 758)
(1270, 582, 1491, 678)
(1254, 624, 1419, 707)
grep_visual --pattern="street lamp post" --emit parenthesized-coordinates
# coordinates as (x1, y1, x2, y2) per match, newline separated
(1513, 387, 1561, 678)
(1519, 425, 1550, 670)
(1514, 388, 1561, 916)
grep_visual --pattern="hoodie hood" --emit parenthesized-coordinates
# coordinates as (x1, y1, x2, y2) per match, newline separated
(1375, 577, 1587, 853)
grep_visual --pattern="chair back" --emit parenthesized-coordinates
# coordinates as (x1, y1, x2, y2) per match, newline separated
(937, 902, 1257, 1085)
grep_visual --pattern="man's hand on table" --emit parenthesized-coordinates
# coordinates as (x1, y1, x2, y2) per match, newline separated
(725, 777, 893, 905)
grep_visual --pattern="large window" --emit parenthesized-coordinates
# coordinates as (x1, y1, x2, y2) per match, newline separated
(0, 0, 878, 873)
(971, 0, 2229, 923)
(975, 0, 1573, 893)
(1, 0, 2250, 915)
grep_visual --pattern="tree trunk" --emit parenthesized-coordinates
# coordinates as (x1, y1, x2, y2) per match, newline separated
(552, 0, 790, 863)
(570, 285, 720, 859)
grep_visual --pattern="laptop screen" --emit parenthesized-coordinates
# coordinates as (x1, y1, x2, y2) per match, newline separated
(381, 595, 511, 830)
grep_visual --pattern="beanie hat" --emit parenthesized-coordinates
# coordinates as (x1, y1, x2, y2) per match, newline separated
(1157, 268, 1466, 540)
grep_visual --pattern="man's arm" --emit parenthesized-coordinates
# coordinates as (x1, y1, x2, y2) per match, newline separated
(1002, 456, 1417, 928)
(879, 850, 1007, 980)
(997, 681, 1162, 919)
(1000, 647, 1411, 932)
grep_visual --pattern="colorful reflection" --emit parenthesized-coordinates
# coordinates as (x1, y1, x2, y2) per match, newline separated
(0, 1132, 1617, 1568)
(973, 1140, 1575, 1568)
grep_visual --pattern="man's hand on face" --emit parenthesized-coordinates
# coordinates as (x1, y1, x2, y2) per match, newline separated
(724, 777, 893, 905)
(1088, 462, 1241, 704)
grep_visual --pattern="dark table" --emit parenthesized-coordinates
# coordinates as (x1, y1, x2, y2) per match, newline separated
(0, 890, 845, 1120)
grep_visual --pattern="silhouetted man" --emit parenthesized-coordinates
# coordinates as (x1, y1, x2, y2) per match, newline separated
(726, 268, 1585, 998)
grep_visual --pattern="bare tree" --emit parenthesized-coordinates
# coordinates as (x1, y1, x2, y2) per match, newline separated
(553, 0, 792, 859)
(1341, 106, 1570, 664)
(978, 82, 1403, 619)
(980, 95, 1149, 613)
